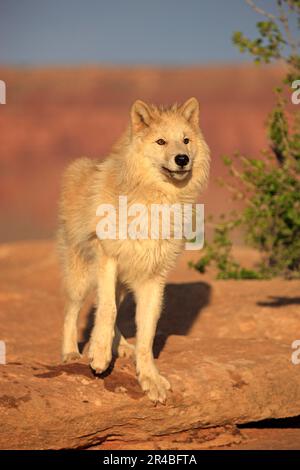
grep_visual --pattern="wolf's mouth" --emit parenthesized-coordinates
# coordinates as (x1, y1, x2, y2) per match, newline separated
(162, 166, 191, 179)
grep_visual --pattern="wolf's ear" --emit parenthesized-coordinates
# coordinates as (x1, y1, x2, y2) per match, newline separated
(131, 100, 153, 132)
(180, 97, 199, 127)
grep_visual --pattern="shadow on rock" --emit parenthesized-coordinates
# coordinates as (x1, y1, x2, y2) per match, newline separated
(257, 296, 300, 308)
(79, 281, 211, 359)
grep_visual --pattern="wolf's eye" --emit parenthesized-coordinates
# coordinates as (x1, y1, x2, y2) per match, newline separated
(183, 137, 189, 144)
(156, 139, 166, 145)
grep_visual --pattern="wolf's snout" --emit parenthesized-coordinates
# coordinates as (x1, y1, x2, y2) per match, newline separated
(174, 154, 189, 168)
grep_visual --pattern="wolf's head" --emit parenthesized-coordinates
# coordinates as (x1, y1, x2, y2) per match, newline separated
(128, 98, 209, 188)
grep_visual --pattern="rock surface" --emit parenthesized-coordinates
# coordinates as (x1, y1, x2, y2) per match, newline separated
(1, 241, 300, 449)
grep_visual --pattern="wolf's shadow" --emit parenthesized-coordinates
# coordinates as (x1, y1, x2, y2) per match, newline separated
(79, 282, 211, 358)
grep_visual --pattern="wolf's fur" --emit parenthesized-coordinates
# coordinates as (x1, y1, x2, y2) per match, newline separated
(58, 98, 210, 403)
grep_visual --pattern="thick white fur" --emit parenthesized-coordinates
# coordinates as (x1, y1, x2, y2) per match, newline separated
(58, 98, 210, 403)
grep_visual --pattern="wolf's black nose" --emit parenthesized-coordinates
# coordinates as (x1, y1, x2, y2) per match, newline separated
(175, 154, 189, 168)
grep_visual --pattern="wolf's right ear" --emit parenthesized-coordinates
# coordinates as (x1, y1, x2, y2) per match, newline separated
(131, 100, 153, 132)
(180, 97, 200, 128)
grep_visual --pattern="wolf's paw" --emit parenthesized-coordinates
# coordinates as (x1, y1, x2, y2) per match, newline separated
(138, 371, 171, 404)
(62, 352, 82, 363)
(88, 343, 112, 374)
(115, 342, 135, 359)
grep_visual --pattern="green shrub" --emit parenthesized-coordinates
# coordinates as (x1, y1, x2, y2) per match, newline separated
(192, 0, 300, 279)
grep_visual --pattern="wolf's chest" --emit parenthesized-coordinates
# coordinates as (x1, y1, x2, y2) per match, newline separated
(101, 238, 182, 284)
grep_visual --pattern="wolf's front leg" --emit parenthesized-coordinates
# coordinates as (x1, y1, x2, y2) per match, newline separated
(134, 279, 171, 404)
(89, 257, 117, 374)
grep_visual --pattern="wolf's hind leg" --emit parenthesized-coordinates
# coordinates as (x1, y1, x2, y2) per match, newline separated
(63, 299, 83, 363)
(112, 326, 135, 359)
(62, 247, 91, 363)
(112, 284, 135, 359)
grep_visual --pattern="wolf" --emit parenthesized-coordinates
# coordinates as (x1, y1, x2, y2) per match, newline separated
(58, 98, 210, 403)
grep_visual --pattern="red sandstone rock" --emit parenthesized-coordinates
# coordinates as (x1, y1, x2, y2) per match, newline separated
(0, 241, 300, 449)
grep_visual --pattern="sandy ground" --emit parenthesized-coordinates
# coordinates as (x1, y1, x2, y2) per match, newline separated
(0, 241, 300, 449)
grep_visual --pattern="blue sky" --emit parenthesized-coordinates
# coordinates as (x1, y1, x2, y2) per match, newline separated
(0, 0, 282, 65)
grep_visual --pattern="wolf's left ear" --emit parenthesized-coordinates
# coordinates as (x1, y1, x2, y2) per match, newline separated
(180, 97, 199, 127)
(131, 100, 153, 132)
